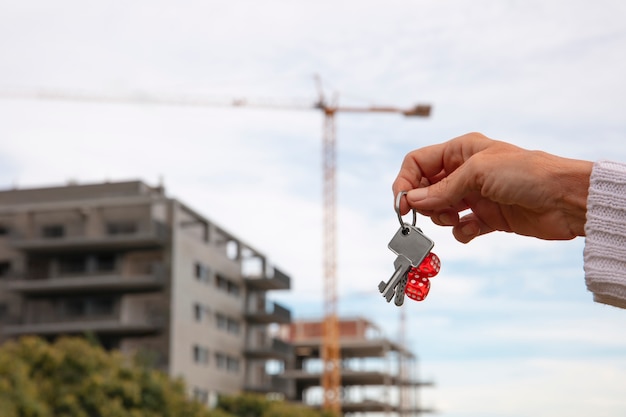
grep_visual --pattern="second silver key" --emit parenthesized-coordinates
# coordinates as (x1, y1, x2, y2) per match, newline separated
(379, 255, 412, 304)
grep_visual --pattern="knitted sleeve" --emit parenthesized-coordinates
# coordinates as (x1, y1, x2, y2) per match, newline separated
(584, 160, 626, 308)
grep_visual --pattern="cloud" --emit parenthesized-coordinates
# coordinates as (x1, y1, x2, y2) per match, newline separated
(425, 356, 626, 417)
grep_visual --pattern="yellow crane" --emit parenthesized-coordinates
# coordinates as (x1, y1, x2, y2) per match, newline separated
(0, 82, 431, 414)
(312, 78, 430, 414)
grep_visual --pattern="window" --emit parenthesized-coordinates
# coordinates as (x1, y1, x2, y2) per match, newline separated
(215, 352, 227, 369)
(94, 253, 116, 272)
(227, 356, 240, 372)
(64, 299, 86, 317)
(193, 345, 209, 365)
(195, 262, 210, 283)
(194, 303, 203, 321)
(42, 224, 64, 238)
(227, 281, 240, 296)
(228, 318, 240, 334)
(193, 303, 210, 322)
(0, 261, 10, 279)
(91, 297, 115, 315)
(61, 296, 116, 318)
(215, 312, 240, 335)
(193, 387, 209, 405)
(107, 222, 138, 235)
(58, 255, 87, 275)
(215, 274, 240, 297)
(215, 352, 240, 373)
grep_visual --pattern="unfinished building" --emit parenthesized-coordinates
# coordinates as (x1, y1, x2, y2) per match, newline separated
(280, 317, 433, 415)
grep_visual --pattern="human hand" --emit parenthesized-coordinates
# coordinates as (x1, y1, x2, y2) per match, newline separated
(392, 132, 593, 243)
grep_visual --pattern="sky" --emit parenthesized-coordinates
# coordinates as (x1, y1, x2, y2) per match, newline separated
(1, 1, 626, 416)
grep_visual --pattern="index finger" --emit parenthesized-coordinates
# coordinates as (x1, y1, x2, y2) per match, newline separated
(392, 133, 494, 214)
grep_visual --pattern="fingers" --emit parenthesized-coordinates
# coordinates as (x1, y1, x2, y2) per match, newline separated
(452, 213, 495, 243)
(405, 161, 477, 212)
(393, 132, 493, 214)
(429, 208, 495, 243)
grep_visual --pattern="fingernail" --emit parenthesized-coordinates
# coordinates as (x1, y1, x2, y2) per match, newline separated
(407, 188, 428, 201)
(460, 222, 479, 238)
(439, 213, 453, 225)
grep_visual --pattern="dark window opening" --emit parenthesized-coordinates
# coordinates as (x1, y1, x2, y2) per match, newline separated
(193, 388, 209, 405)
(193, 345, 209, 364)
(42, 224, 64, 238)
(0, 261, 10, 278)
(61, 296, 116, 318)
(58, 255, 87, 275)
(195, 262, 210, 283)
(94, 253, 116, 272)
(107, 222, 138, 235)
(215, 274, 240, 297)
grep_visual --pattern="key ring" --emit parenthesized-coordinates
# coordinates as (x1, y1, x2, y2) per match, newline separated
(395, 191, 416, 232)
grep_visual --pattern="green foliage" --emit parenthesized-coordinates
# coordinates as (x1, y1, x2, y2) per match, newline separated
(217, 393, 336, 417)
(218, 393, 274, 417)
(0, 336, 212, 417)
(0, 337, 334, 417)
(263, 401, 324, 417)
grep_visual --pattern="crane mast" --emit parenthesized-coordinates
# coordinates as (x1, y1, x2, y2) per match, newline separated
(320, 104, 341, 413)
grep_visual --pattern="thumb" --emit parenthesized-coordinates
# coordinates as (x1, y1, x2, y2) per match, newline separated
(405, 164, 474, 211)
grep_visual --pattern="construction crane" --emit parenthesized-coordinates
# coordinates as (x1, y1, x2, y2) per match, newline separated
(312, 77, 430, 414)
(0, 82, 431, 414)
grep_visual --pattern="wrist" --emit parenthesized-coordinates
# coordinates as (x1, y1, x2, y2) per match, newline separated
(557, 156, 593, 237)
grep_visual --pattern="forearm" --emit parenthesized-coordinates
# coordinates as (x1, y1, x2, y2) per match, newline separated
(584, 160, 626, 308)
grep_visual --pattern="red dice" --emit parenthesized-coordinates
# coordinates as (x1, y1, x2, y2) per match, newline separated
(415, 252, 441, 278)
(405, 271, 431, 301)
(405, 252, 440, 302)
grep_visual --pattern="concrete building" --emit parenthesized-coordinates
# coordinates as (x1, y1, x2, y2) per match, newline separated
(0, 180, 293, 405)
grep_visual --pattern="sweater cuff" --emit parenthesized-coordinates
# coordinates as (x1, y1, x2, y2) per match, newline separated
(584, 160, 626, 308)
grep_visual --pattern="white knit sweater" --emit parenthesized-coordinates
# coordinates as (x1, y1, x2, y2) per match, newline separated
(584, 160, 626, 308)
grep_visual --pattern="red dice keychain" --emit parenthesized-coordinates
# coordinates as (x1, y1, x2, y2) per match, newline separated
(378, 191, 441, 305)
(405, 252, 441, 302)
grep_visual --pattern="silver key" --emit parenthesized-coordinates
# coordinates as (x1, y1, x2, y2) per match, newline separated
(379, 224, 435, 306)
(378, 255, 412, 304)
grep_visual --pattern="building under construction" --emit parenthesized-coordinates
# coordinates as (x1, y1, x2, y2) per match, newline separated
(0, 180, 433, 414)
(281, 317, 434, 415)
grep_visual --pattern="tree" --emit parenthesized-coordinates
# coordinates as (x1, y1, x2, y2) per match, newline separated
(217, 393, 338, 417)
(0, 336, 336, 417)
(0, 336, 216, 417)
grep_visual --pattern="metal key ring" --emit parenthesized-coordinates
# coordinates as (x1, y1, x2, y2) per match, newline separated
(395, 191, 416, 229)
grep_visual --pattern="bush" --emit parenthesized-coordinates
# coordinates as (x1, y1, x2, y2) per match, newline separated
(0, 336, 212, 417)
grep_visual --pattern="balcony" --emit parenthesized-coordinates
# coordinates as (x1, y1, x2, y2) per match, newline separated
(10, 221, 169, 253)
(2, 318, 163, 337)
(245, 336, 293, 359)
(243, 374, 292, 397)
(280, 367, 434, 390)
(6, 263, 166, 295)
(245, 300, 291, 324)
(244, 266, 290, 291)
(2, 299, 166, 337)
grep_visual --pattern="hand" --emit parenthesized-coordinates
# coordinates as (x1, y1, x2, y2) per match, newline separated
(392, 132, 593, 243)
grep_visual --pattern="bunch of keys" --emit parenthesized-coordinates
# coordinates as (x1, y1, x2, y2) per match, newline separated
(378, 191, 441, 306)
